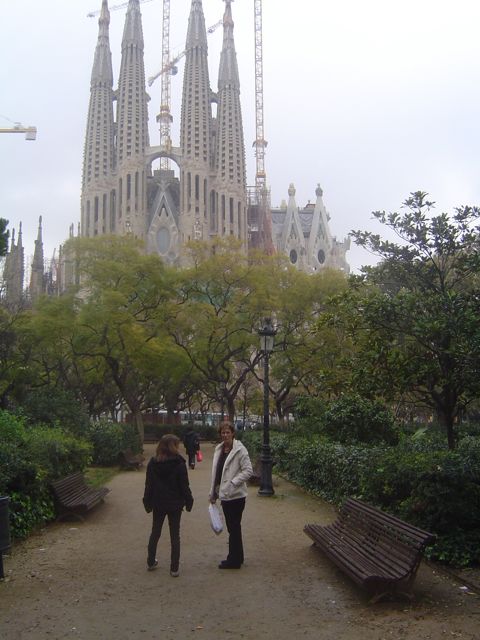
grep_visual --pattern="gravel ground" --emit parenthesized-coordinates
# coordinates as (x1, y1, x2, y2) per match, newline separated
(1, 443, 478, 640)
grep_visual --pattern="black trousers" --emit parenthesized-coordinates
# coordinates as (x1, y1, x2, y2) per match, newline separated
(186, 450, 196, 468)
(147, 508, 182, 572)
(221, 497, 246, 565)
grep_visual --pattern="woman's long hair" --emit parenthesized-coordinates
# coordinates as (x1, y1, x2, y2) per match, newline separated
(156, 434, 180, 460)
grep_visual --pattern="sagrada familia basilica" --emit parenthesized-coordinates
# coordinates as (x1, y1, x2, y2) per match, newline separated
(2, 0, 350, 305)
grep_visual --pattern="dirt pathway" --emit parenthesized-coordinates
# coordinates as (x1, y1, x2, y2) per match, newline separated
(1, 443, 478, 639)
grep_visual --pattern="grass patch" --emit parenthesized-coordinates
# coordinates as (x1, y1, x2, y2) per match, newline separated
(85, 466, 118, 488)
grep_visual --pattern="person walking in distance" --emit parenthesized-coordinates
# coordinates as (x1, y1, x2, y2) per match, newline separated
(209, 421, 253, 569)
(143, 434, 194, 576)
(183, 427, 200, 470)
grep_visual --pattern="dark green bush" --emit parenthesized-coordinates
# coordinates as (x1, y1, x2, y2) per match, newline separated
(321, 394, 398, 445)
(85, 420, 140, 465)
(19, 387, 90, 436)
(8, 489, 55, 540)
(293, 394, 398, 445)
(0, 409, 92, 540)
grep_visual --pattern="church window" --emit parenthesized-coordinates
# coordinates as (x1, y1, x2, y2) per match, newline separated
(289, 249, 298, 264)
(317, 249, 326, 264)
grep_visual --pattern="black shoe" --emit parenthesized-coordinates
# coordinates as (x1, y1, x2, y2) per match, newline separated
(218, 560, 241, 569)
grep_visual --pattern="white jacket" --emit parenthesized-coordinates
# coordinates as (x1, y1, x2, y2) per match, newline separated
(209, 439, 253, 501)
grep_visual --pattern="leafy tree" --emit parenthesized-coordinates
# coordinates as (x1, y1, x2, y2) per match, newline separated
(267, 267, 349, 420)
(170, 239, 265, 421)
(0, 218, 9, 257)
(0, 306, 33, 408)
(65, 236, 180, 441)
(346, 192, 480, 448)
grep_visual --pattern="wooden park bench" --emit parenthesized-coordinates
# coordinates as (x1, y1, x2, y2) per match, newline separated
(118, 448, 145, 470)
(304, 497, 436, 603)
(51, 472, 110, 521)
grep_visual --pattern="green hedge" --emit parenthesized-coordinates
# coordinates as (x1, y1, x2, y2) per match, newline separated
(0, 410, 92, 540)
(241, 430, 480, 567)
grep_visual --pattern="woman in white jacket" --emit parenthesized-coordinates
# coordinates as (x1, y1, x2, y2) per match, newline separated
(209, 421, 253, 569)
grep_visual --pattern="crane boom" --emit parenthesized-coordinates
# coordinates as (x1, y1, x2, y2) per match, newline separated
(0, 125, 37, 140)
(148, 20, 222, 87)
(87, 0, 154, 18)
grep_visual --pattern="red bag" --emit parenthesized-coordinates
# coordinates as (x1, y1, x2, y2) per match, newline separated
(196, 450, 203, 462)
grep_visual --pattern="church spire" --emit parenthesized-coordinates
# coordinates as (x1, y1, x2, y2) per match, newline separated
(30, 216, 45, 302)
(116, 0, 149, 238)
(91, 0, 113, 84)
(185, 0, 209, 49)
(81, 0, 116, 239)
(218, 0, 240, 90)
(179, 0, 213, 244)
(214, 0, 247, 243)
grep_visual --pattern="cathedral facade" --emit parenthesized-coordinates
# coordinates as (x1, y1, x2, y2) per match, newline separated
(81, 0, 248, 266)
(81, 0, 350, 272)
(2, 0, 349, 305)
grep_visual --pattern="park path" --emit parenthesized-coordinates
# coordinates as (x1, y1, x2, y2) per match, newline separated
(0, 442, 478, 640)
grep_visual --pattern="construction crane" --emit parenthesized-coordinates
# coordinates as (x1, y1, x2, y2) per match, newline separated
(148, 20, 222, 87)
(87, 0, 154, 18)
(0, 122, 36, 140)
(149, 17, 222, 170)
(157, 0, 172, 170)
(253, 0, 274, 254)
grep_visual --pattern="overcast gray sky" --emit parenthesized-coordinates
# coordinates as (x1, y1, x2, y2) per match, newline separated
(2, 0, 480, 273)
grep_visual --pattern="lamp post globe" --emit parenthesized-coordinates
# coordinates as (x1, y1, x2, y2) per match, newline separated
(257, 318, 276, 497)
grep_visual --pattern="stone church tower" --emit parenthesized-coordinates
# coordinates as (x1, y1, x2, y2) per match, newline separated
(81, 0, 248, 264)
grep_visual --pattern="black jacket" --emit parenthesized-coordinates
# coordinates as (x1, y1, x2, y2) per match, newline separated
(143, 454, 194, 513)
(183, 430, 200, 454)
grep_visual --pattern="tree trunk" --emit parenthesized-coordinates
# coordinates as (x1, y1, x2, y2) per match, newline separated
(131, 409, 144, 444)
(227, 395, 235, 423)
(441, 413, 456, 450)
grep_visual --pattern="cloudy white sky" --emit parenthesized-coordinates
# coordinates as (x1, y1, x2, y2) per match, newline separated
(2, 0, 480, 273)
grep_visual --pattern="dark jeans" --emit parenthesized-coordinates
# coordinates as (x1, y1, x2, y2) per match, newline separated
(221, 497, 246, 566)
(187, 451, 196, 468)
(147, 508, 182, 572)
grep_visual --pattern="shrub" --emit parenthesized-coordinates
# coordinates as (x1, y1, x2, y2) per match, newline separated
(8, 489, 55, 540)
(321, 394, 398, 445)
(19, 387, 90, 436)
(244, 426, 480, 567)
(293, 394, 398, 445)
(85, 420, 141, 465)
(0, 409, 92, 540)
(22, 425, 92, 480)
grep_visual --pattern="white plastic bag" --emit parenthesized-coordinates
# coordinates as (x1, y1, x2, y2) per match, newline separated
(208, 503, 223, 535)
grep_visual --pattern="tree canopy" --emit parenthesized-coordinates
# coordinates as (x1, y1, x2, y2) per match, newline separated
(344, 192, 480, 448)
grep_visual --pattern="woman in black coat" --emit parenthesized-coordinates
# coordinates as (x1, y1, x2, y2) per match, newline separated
(143, 434, 194, 576)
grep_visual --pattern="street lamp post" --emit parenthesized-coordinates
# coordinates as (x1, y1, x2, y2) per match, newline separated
(258, 318, 276, 497)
